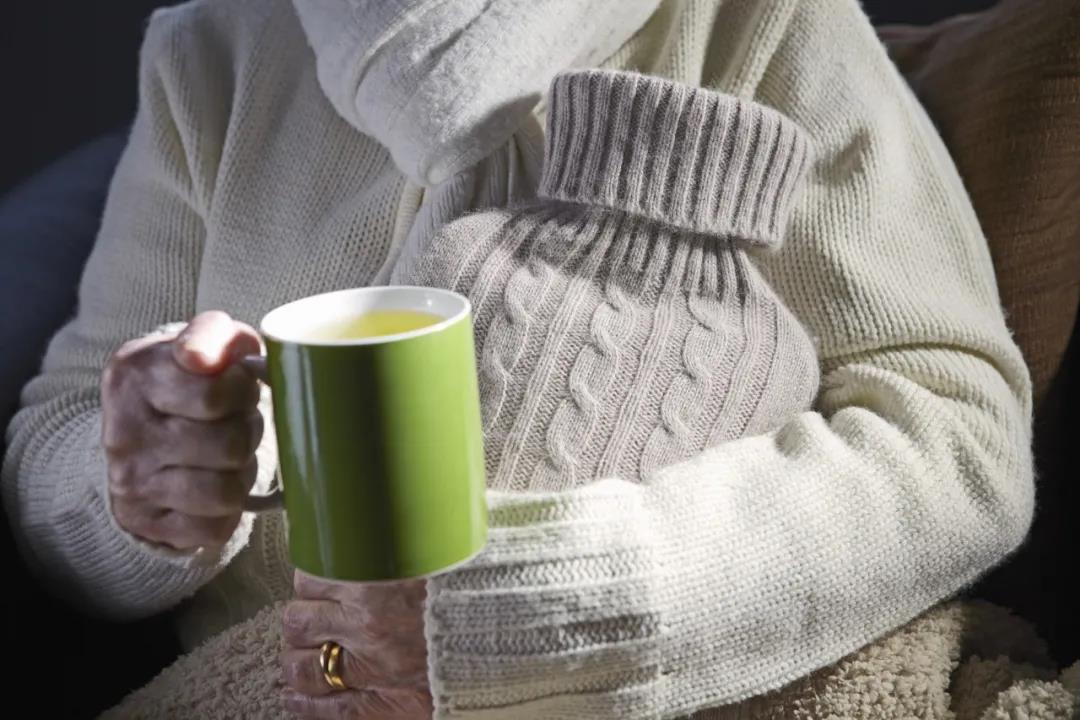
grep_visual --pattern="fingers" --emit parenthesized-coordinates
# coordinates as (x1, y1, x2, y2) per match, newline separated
(282, 601, 353, 648)
(156, 511, 242, 550)
(136, 461, 259, 517)
(281, 686, 433, 719)
(104, 323, 261, 425)
(108, 457, 258, 550)
(153, 411, 264, 470)
(294, 571, 427, 606)
(280, 643, 424, 697)
(103, 312, 266, 550)
(143, 360, 262, 420)
(281, 598, 429, 690)
(280, 647, 345, 698)
(111, 501, 242, 550)
(110, 332, 181, 366)
(173, 311, 262, 376)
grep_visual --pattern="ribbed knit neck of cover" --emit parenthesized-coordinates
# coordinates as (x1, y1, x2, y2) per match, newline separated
(538, 70, 813, 248)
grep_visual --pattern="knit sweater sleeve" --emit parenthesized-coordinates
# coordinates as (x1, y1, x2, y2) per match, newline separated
(424, 1, 1035, 717)
(1, 10, 250, 620)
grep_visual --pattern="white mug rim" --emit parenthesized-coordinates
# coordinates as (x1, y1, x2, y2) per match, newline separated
(259, 285, 471, 347)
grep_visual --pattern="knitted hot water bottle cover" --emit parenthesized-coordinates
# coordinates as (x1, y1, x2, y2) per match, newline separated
(395, 69, 820, 490)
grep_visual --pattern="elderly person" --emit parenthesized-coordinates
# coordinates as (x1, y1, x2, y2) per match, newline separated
(3, 0, 1033, 717)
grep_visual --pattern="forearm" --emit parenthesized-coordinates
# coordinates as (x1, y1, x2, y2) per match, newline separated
(425, 337, 1032, 718)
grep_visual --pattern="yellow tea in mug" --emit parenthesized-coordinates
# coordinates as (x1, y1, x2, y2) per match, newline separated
(311, 310, 442, 341)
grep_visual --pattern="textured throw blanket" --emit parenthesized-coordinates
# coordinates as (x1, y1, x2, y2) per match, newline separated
(104, 599, 1079, 719)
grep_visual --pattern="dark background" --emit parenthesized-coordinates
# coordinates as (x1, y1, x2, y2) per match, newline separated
(1, 0, 998, 195)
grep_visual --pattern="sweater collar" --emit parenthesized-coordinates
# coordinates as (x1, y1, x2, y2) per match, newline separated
(290, 0, 660, 185)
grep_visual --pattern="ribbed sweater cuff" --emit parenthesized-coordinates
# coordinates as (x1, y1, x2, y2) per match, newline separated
(7, 323, 257, 619)
(539, 70, 812, 248)
(425, 481, 668, 719)
(16, 410, 234, 618)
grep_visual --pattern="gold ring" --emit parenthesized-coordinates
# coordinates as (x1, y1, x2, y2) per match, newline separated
(319, 641, 348, 691)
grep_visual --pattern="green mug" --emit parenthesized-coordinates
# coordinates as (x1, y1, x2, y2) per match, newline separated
(244, 286, 487, 582)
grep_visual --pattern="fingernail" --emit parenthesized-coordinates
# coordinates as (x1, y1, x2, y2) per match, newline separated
(174, 340, 219, 373)
(184, 340, 218, 365)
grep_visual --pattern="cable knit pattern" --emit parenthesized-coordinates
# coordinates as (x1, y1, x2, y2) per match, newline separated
(398, 70, 819, 491)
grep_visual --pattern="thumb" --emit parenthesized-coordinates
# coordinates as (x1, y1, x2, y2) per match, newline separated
(173, 311, 263, 375)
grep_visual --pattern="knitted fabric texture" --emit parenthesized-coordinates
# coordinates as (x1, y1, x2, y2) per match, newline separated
(880, 0, 1080, 665)
(102, 599, 1080, 719)
(1, 0, 1037, 715)
(395, 69, 819, 488)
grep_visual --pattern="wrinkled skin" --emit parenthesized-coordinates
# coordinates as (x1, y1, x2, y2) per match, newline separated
(281, 572, 432, 719)
(105, 310, 433, 717)
(103, 311, 264, 550)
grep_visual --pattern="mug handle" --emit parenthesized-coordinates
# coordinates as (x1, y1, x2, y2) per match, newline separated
(239, 354, 285, 513)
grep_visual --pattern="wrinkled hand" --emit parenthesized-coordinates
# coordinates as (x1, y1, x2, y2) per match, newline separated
(281, 571, 432, 719)
(102, 310, 263, 551)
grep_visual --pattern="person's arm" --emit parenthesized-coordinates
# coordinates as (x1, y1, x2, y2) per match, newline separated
(422, 0, 1034, 716)
(2, 10, 259, 620)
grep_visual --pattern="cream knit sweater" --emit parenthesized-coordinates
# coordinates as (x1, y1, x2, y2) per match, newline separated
(2, 0, 1035, 717)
